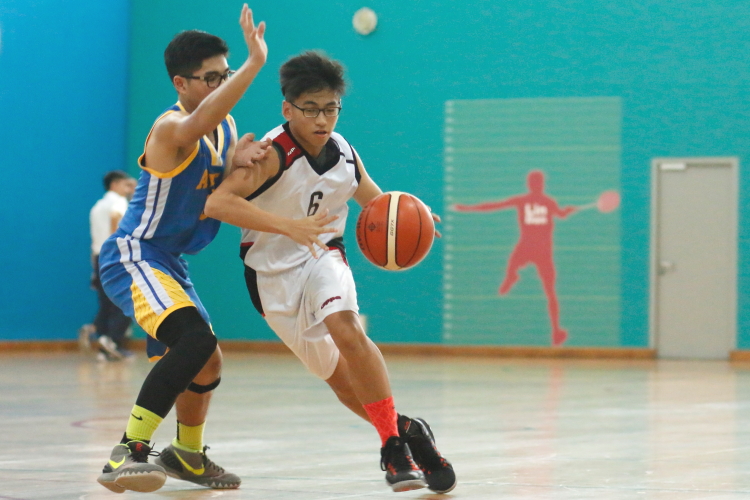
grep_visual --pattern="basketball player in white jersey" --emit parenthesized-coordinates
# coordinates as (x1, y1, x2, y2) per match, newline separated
(205, 51, 455, 494)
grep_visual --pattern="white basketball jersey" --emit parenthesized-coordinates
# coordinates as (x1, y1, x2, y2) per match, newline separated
(241, 123, 361, 273)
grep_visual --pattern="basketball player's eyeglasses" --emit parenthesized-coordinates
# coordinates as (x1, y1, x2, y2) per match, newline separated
(181, 70, 236, 88)
(287, 101, 342, 118)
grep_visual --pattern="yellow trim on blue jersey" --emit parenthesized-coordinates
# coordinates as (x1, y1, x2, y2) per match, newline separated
(226, 114, 237, 143)
(216, 123, 225, 158)
(141, 143, 200, 179)
(201, 122, 226, 167)
(203, 135, 219, 166)
(137, 104, 201, 179)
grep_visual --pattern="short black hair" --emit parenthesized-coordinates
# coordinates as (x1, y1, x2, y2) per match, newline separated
(164, 30, 229, 81)
(280, 51, 346, 102)
(103, 170, 129, 191)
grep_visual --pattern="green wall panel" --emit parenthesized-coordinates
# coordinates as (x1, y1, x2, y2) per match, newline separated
(444, 97, 621, 346)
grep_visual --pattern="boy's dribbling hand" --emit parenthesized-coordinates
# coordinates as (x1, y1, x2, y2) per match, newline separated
(240, 4, 267, 68)
(285, 210, 339, 259)
(431, 211, 442, 238)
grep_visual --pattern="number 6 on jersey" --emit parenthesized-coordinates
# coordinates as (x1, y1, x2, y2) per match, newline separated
(307, 191, 323, 216)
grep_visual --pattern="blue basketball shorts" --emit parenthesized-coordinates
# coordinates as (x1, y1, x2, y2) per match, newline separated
(98, 232, 211, 361)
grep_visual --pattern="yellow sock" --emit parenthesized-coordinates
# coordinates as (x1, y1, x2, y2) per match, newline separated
(125, 405, 163, 443)
(175, 421, 205, 452)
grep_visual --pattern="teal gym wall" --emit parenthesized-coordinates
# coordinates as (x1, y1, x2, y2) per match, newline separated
(0, 0, 130, 340)
(3, 1, 750, 350)
(126, 0, 750, 348)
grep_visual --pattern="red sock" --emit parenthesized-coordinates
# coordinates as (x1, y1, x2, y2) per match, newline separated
(363, 396, 399, 446)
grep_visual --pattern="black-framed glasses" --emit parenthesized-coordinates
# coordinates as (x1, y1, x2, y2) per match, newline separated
(181, 70, 236, 88)
(288, 101, 342, 118)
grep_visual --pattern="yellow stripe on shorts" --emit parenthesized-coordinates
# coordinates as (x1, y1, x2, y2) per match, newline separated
(131, 268, 195, 337)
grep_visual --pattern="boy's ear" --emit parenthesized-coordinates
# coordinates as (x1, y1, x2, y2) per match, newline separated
(173, 75, 188, 94)
(281, 100, 292, 121)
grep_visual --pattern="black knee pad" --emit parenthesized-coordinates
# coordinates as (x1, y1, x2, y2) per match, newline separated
(157, 307, 214, 349)
(157, 307, 217, 372)
(135, 307, 217, 417)
(187, 377, 221, 394)
(156, 307, 217, 384)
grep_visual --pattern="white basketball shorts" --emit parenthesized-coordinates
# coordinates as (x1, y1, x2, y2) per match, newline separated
(255, 248, 359, 380)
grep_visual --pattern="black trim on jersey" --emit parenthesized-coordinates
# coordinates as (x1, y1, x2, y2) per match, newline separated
(239, 242, 252, 260)
(343, 138, 361, 184)
(245, 144, 288, 201)
(243, 265, 264, 316)
(327, 236, 346, 258)
(240, 243, 263, 316)
(282, 122, 341, 176)
(351, 152, 361, 184)
(327, 236, 348, 266)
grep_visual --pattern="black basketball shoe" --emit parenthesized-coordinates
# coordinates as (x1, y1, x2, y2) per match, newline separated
(380, 436, 426, 492)
(398, 415, 456, 493)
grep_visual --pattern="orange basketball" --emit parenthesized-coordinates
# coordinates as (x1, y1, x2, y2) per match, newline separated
(355, 192, 435, 270)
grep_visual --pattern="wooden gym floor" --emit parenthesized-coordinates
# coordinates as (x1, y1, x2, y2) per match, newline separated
(2, 350, 750, 499)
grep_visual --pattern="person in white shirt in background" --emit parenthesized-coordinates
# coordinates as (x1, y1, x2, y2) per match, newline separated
(80, 170, 137, 361)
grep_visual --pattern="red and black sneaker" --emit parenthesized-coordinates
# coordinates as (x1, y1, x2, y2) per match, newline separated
(398, 415, 456, 493)
(380, 436, 426, 492)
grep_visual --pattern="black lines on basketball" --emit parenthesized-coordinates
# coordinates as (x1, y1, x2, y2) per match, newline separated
(401, 196, 423, 268)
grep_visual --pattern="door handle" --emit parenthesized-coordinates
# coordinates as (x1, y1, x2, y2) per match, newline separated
(658, 260, 675, 275)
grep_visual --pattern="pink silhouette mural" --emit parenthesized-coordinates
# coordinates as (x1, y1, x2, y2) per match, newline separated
(453, 170, 620, 347)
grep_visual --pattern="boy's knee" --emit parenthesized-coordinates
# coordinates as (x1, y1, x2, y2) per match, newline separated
(193, 346, 223, 384)
(325, 313, 368, 354)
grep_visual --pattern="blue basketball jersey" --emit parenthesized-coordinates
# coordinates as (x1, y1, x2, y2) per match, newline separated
(117, 102, 235, 255)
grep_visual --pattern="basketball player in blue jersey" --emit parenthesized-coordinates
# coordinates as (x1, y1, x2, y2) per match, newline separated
(95, 7, 337, 494)
(204, 52, 456, 494)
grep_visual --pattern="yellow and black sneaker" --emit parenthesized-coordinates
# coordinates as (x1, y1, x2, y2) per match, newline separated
(154, 442, 241, 489)
(97, 440, 166, 493)
(398, 415, 456, 493)
(380, 436, 426, 492)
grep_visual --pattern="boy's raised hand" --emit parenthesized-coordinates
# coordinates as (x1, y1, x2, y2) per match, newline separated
(239, 4, 267, 68)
